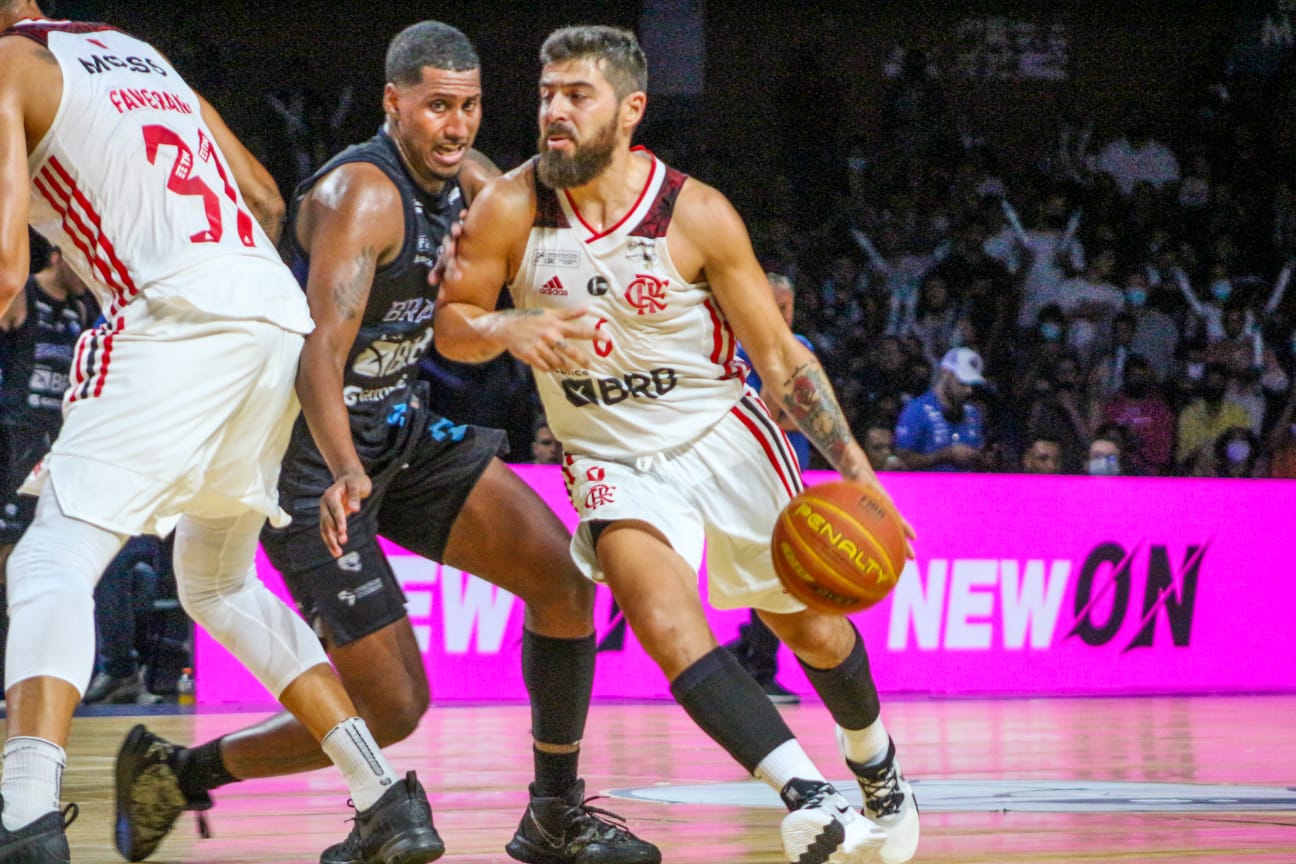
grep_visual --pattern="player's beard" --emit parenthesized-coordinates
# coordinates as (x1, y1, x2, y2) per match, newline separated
(537, 116, 617, 189)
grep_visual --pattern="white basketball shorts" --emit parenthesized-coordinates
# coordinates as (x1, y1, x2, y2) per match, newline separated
(564, 392, 807, 612)
(21, 292, 305, 537)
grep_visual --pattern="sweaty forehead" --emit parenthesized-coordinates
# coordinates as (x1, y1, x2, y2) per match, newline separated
(541, 57, 609, 89)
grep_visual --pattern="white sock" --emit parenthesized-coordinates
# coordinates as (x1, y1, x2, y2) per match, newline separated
(321, 717, 399, 811)
(1, 737, 65, 831)
(838, 718, 890, 768)
(754, 739, 827, 793)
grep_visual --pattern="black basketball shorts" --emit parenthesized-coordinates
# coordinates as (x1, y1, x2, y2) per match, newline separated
(260, 405, 506, 646)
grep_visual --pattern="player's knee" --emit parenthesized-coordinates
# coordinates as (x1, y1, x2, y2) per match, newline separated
(518, 565, 595, 621)
(623, 603, 687, 653)
(768, 609, 855, 664)
(357, 686, 428, 745)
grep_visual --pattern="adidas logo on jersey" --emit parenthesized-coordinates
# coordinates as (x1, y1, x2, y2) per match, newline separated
(539, 276, 568, 296)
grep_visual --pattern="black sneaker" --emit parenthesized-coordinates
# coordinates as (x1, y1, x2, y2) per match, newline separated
(114, 724, 213, 862)
(505, 780, 660, 864)
(319, 772, 443, 864)
(0, 795, 78, 864)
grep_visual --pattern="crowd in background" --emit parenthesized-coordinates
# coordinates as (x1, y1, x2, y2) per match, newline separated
(722, 47, 1296, 479)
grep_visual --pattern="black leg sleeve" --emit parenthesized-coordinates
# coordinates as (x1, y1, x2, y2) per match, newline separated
(797, 623, 881, 730)
(522, 629, 595, 746)
(670, 646, 795, 775)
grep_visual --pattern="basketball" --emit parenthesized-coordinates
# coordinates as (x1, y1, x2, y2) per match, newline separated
(770, 480, 907, 615)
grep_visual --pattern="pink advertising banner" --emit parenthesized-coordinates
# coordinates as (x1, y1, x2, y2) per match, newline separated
(195, 467, 1296, 704)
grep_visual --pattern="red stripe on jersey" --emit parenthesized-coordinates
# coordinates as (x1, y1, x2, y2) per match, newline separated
(704, 299, 724, 367)
(92, 322, 121, 397)
(67, 328, 91, 403)
(730, 402, 797, 499)
(34, 172, 128, 309)
(567, 152, 658, 241)
(704, 299, 743, 380)
(47, 157, 136, 297)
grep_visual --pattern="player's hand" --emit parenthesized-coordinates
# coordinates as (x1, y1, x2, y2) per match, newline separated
(320, 469, 372, 558)
(840, 463, 917, 560)
(497, 307, 598, 372)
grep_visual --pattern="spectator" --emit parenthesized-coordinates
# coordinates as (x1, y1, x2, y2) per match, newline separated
(1025, 354, 1089, 473)
(1085, 425, 1127, 476)
(986, 190, 1085, 330)
(530, 415, 563, 465)
(863, 422, 907, 472)
(1122, 269, 1181, 383)
(1089, 312, 1139, 403)
(1209, 426, 1262, 478)
(1099, 354, 1176, 475)
(895, 347, 987, 472)
(1175, 362, 1253, 473)
(1021, 436, 1064, 474)
(904, 272, 960, 366)
(1051, 247, 1124, 367)
(1207, 304, 1289, 432)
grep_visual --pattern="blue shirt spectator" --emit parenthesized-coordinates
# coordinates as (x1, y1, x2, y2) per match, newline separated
(895, 347, 988, 471)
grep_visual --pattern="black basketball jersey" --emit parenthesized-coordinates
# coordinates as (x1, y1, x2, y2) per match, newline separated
(285, 128, 463, 465)
(0, 278, 94, 432)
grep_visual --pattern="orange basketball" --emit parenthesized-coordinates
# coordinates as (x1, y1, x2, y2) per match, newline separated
(770, 480, 907, 615)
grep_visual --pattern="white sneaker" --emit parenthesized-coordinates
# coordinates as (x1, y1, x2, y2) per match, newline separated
(779, 778, 886, 864)
(838, 730, 920, 864)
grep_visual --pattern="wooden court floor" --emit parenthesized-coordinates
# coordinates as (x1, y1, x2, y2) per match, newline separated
(18, 694, 1296, 863)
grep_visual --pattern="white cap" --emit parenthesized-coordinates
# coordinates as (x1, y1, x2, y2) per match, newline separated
(940, 347, 986, 386)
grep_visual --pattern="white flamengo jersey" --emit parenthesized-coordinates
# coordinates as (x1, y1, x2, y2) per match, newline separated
(12, 18, 310, 331)
(512, 150, 748, 460)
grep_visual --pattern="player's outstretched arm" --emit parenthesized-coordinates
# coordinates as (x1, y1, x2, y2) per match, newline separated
(197, 94, 286, 244)
(434, 165, 595, 371)
(295, 162, 402, 555)
(677, 180, 915, 552)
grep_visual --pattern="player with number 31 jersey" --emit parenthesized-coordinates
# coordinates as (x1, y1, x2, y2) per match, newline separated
(12, 18, 313, 534)
(21, 20, 310, 327)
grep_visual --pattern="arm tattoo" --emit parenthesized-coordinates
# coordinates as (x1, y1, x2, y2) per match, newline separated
(333, 247, 376, 320)
(780, 361, 854, 468)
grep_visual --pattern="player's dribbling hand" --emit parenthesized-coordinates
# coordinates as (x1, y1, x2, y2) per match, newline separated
(842, 464, 917, 560)
(320, 470, 372, 558)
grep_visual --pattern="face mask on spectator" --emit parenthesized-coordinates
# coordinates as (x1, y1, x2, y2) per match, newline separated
(1087, 454, 1120, 475)
(1186, 362, 1205, 381)
(1225, 438, 1251, 464)
(1126, 287, 1147, 307)
(1210, 279, 1232, 302)
(1039, 322, 1062, 342)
